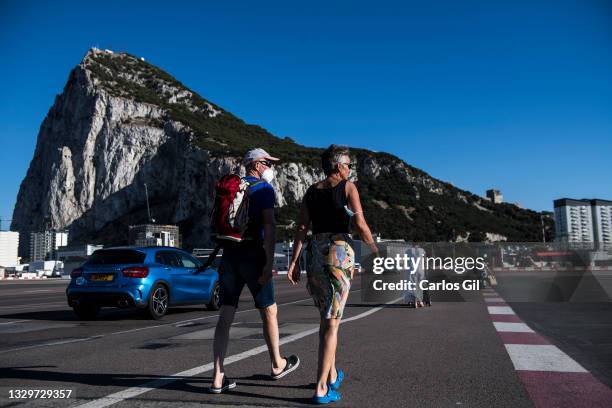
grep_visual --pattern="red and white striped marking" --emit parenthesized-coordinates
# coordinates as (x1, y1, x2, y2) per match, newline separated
(483, 287, 612, 407)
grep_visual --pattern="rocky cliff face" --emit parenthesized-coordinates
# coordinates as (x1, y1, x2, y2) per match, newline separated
(11, 48, 553, 257)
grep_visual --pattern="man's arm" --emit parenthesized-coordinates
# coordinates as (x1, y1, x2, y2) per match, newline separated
(288, 200, 310, 284)
(260, 207, 276, 284)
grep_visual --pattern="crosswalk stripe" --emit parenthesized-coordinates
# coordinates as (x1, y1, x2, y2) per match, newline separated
(505, 344, 587, 372)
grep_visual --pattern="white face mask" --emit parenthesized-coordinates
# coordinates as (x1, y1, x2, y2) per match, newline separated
(261, 168, 275, 183)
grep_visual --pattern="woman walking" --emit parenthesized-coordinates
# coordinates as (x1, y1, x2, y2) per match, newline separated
(287, 144, 378, 404)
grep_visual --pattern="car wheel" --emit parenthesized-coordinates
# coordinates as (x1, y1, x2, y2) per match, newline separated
(147, 283, 169, 319)
(73, 305, 99, 320)
(207, 282, 220, 311)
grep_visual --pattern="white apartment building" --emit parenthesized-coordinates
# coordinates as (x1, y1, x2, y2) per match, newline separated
(0, 231, 20, 267)
(554, 198, 612, 249)
(29, 230, 69, 261)
(591, 200, 612, 249)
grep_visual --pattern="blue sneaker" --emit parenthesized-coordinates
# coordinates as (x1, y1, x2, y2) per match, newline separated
(328, 369, 344, 391)
(313, 388, 341, 404)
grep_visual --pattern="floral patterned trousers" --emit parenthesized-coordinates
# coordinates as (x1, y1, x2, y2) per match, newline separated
(305, 233, 355, 319)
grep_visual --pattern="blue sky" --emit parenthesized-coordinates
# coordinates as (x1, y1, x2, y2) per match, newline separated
(1, 0, 611, 226)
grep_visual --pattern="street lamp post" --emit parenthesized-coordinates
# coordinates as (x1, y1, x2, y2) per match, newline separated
(144, 183, 153, 223)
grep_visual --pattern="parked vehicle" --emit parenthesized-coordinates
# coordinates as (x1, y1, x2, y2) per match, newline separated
(29, 260, 63, 277)
(66, 246, 219, 320)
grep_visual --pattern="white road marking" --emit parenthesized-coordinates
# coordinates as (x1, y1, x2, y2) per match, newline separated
(0, 301, 67, 310)
(493, 322, 535, 333)
(484, 297, 505, 303)
(0, 321, 77, 335)
(24, 289, 60, 293)
(0, 337, 101, 354)
(109, 290, 360, 337)
(0, 319, 30, 325)
(0, 279, 68, 285)
(74, 297, 402, 408)
(3, 289, 66, 297)
(172, 322, 319, 340)
(0, 290, 361, 354)
(174, 321, 197, 328)
(487, 306, 515, 315)
(0, 297, 313, 354)
(173, 326, 258, 341)
(504, 344, 587, 372)
(107, 295, 319, 336)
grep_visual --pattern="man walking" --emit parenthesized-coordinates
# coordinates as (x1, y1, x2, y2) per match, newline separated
(209, 148, 300, 393)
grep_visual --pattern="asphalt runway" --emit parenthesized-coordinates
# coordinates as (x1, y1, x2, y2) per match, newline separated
(1, 275, 611, 407)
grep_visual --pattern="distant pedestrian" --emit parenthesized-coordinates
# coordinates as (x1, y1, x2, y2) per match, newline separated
(287, 144, 378, 404)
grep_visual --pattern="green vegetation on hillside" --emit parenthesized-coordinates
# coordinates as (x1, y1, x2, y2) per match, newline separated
(87, 52, 323, 166)
(84, 51, 554, 243)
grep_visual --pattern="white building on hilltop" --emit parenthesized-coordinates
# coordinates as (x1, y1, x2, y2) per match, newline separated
(486, 189, 503, 204)
(554, 198, 612, 249)
(0, 231, 20, 267)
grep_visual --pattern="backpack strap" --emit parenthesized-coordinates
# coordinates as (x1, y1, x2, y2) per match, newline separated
(243, 177, 265, 189)
(201, 244, 221, 270)
(240, 177, 267, 242)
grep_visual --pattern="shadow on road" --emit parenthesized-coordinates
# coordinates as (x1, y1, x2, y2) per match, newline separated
(345, 303, 421, 308)
(0, 306, 214, 322)
(0, 366, 314, 405)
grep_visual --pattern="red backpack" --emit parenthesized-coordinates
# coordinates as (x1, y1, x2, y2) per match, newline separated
(209, 174, 263, 243)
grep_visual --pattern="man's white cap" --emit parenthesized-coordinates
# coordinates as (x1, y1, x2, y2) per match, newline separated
(242, 148, 280, 165)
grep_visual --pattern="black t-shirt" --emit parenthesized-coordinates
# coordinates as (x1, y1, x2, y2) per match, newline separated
(304, 180, 351, 234)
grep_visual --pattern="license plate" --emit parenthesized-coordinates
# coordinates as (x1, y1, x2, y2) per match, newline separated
(90, 274, 114, 282)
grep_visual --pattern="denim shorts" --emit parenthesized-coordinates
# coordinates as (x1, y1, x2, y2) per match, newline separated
(218, 242, 275, 309)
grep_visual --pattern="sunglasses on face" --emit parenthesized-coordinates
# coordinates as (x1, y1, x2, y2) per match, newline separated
(257, 160, 274, 167)
(339, 161, 353, 169)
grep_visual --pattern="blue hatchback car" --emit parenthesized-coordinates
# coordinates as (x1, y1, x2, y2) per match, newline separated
(66, 246, 219, 320)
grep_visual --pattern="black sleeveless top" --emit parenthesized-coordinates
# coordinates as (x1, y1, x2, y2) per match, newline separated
(304, 180, 351, 234)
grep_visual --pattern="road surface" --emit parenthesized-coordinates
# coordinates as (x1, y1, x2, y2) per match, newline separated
(1, 275, 611, 407)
